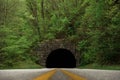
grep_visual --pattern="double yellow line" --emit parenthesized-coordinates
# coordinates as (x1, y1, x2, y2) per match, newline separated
(33, 69, 86, 80)
(61, 70, 86, 80)
(33, 69, 56, 80)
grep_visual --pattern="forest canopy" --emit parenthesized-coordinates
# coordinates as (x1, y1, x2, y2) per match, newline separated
(0, 0, 120, 68)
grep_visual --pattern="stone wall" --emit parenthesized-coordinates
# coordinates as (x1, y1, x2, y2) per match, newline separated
(33, 39, 80, 67)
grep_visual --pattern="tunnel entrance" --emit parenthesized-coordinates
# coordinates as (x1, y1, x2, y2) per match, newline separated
(46, 48, 76, 68)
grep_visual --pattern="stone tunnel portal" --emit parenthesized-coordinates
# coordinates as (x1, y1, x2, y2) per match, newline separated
(46, 48, 76, 68)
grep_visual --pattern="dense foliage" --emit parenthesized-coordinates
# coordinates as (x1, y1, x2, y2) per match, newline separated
(0, 0, 120, 68)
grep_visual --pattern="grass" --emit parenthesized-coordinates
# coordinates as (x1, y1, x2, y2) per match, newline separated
(0, 60, 42, 69)
(12, 60, 42, 69)
(79, 63, 120, 70)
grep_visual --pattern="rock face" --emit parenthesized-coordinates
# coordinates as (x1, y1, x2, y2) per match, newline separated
(33, 39, 80, 67)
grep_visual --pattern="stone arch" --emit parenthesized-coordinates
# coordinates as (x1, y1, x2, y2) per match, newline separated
(33, 39, 80, 67)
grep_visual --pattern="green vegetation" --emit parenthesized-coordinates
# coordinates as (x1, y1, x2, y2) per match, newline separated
(0, 0, 120, 69)
(80, 64, 120, 70)
(0, 60, 41, 69)
(12, 60, 42, 69)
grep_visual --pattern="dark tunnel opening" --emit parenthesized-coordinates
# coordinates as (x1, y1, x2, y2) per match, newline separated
(46, 48, 76, 68)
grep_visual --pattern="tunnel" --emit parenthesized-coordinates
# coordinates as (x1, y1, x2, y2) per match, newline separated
(46, 48, 76, 68)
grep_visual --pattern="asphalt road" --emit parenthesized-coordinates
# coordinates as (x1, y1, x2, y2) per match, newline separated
(0, 68, 120, 80)
(49, 69, 71, 80)
(0, 69, 53, 80)
(64, 69, 120, 80)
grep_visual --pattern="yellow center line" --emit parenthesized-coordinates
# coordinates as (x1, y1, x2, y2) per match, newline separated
(61, 70, 87, 80)
(33, 69, 56, 80)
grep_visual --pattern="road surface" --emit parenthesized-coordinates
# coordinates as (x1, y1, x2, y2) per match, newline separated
(65, 69, 120, 80)
(0, 69, 52, 80)
(0, 68, 120, 80)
